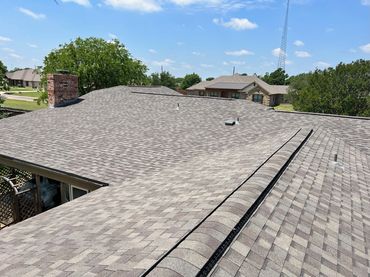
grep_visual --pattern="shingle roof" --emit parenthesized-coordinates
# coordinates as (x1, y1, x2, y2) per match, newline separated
(0, 86, 369, 276)
(211, 128, 370, 277)
(5, 68, 41, 82)
(187, 75, 288, 95)
(205, 82, 249, 90)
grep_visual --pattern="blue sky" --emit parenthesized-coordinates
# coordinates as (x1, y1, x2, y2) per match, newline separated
(1, 0, 369, 78)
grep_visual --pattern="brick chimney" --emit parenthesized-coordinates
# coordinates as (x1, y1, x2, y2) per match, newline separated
(47, 73, 79, 108)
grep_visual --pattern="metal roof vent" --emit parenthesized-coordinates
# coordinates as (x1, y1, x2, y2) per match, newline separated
(225, 118, 240, 126)
(176, 103, 180, 111)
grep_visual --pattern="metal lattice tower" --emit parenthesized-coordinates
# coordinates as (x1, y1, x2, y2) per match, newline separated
(277, 0, 290, 70)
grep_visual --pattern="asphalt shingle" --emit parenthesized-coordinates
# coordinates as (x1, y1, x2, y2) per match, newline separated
(0, 86, 369, 276)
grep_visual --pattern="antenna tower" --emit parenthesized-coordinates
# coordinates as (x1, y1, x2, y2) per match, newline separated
(278, 0, 290, 70)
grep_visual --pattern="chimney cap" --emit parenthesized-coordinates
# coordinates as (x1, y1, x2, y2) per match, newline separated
(56, 69, 71, 74)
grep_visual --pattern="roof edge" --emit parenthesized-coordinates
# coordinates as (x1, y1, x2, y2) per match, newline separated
(275, 110, 370, 120)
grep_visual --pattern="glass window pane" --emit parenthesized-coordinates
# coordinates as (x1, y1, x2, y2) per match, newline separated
(72, 187, 88, 199)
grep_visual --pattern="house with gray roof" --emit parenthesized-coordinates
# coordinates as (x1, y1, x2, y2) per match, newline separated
(0, 73, 369, 276)
(187, 74, 289, 106)
(5, 68, 41, 88)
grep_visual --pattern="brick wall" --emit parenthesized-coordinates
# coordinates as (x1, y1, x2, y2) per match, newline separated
(47, 74, 78, 108)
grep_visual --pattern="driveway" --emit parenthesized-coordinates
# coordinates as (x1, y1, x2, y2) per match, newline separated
(0, 91, 37, 102)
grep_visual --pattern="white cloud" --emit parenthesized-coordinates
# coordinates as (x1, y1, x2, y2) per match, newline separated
(361, 0, 370, 6)
(295, 51, 311, 58)
(61, 0, 91, 6)
(285, 60, 293, 65)
(177, 42, 184, 46)
(325, 27, 334, 33)
(19, 7, 46, 20)
(0, 36, 12, 43)
(359, 43, 370, 54)
(9, 53, 23, 59)
(169, 0, 275, 11)
(223, 61, 246, 66)
(294, 40, 304, 47)
(2, 47, 15, 52)
(272, 48, 285, 58)
(225, 49, 254, 56)
(192, 51, 202, 56)
(104, 0, 162, 12)
(213, 18, 258, 30)
(108, 33, 118, 39)
(314, 61, 330, 69)
(149, 49, 157, 54)
(27, 43, 38, 48)
(200, 63, 213, 68)
(152, 58, 174, 66)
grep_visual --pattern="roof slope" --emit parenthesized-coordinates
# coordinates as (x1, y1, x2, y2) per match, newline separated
(187, 75, 257, 90)
(0, 86, 369, 276)
(5, 68, 41, 82)
(211, 128, 370, 277)
(187, 75, 288, 95)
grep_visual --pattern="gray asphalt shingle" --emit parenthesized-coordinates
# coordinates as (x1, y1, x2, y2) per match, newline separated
(0, 86, 369, 276)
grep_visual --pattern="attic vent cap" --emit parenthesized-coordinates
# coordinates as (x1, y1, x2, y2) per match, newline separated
(225, 119, 236, 126)
(176, 103, 180, 110)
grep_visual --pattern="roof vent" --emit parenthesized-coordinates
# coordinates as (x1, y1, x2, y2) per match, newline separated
(225, 119, 236, 126)
(176, 103, 180, 110)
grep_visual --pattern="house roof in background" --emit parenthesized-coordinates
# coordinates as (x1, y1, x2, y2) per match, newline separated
(0, 86, 369, 276)
(188, 75, 289, 95)
(205, 82, 249, 90)
(5, 68, 41, 82)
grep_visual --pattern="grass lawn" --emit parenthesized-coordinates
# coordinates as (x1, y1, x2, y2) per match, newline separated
(274, 104, 295, 112)
(6, 91, 41, 98)
(2, 99, 47, 111)
(9, 86, 37, 92)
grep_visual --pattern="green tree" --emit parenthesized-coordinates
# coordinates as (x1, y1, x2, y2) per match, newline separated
(206, 77, 214, 81)
(262, 68, 289, 85)
(0, 60, 9, 91)
(180, 73, 201, 89)
(42, 37, 148, 95)
(289, 59, 370, 116)
(0, 60, 7, 78)
(150, 71, 177, 90)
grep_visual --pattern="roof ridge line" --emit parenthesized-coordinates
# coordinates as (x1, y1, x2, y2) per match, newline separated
(141, 128, 310, 276)
(130, 90, 235, 101)
(197, 128, 313, 276)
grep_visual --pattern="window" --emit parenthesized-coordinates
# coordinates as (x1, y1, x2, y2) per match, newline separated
(231, 92, 240, 99)
(199, 91, 205, 96)
(252, 94, 263, 103)
(210, 91, 218, 97)
(70, 185, 88, 200)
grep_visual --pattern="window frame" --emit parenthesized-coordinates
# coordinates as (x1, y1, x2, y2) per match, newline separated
(69, 185, 89, 200)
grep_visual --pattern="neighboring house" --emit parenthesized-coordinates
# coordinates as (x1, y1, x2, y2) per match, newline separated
(0, 73, 369, 276)
(187, 74, 289, 106)
(5, 68, 41, 88)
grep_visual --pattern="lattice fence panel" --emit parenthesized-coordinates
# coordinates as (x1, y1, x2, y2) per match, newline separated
(0, 178, 16, 229)
(0, 165, 37, 229)
(18, 190, 37, 221)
